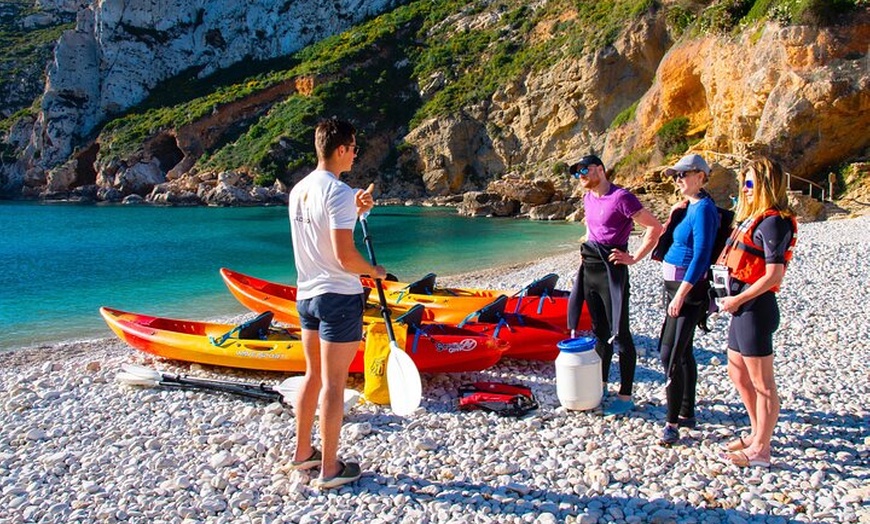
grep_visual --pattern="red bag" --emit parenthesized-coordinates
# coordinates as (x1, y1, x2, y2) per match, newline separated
(458, 382, 538, 417)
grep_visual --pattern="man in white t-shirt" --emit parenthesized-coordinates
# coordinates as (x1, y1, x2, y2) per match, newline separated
(286, 118, 386, 489)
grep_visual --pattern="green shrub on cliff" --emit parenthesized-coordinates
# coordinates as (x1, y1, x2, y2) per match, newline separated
(610, 101, 639, 129)
(694, 0, 866, 34)
(656, 117, 690, 156)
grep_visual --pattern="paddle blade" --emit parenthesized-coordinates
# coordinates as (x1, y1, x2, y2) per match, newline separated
(386, 342, 422, 416)
(274, 376, 360, 414)
(121, 364, 163, 381)
(116, 371, 159, 387)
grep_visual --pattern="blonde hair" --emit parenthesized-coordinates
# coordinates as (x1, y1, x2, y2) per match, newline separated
(735, 156, 796, 222)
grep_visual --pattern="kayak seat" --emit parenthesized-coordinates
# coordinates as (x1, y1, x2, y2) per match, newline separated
(476, 295, 509, 324)
(407, 273, 437, 295)
(238, 311, 275, 340)
(521, 274, 559, 297)
(395, 304, 426, 333)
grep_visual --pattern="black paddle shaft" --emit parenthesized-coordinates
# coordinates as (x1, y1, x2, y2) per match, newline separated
(359, 217, 397, 343)
(157, 379, 282, 402)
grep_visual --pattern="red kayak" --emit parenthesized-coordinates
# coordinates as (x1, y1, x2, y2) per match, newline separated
(397, 295, 569, 361)
(359, 272, 589, 332)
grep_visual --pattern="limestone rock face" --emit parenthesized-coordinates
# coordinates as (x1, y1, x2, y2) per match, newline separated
(625, 19, 870, 180)
(205, 181, 254, 206)
(115, 159, 165, 196)
(457, 191, 518, 218)
(487, 176, 557, 206)
(405, 114, 504, 195)
(790, 193, 826, 222)
(528, 201, 576, 221)
(407, 12, 670, 197)
(486, 12, 670, 172)
(27, 0, 404, 176)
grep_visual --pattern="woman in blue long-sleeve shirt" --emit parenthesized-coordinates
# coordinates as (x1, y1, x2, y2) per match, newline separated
(657, 154, 719, 446)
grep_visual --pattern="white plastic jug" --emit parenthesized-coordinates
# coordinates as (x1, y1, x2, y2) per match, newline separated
(555, 336, 602, 411)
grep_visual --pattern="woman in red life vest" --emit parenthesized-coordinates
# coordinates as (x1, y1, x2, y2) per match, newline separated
(717, 157, 797, 468)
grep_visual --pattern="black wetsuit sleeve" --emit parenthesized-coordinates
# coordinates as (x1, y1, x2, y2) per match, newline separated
(754, 216, 794, 264)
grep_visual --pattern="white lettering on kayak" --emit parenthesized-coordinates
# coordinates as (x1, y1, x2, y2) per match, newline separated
(236, 350, 283, 359)
(435, 339, 478, 353)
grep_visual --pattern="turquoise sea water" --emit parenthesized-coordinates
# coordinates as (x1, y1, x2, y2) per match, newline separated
(1, 202, 583, 350)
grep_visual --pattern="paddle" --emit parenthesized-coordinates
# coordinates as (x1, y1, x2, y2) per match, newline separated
(359, 191, 422, 416)
(117, 367, 282, 402)
(117, 364, 360, 411)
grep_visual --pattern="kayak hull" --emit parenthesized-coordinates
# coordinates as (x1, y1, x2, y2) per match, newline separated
(465, 316, 571, 361)
(100, 306, 311, 372)
(221, 267, 427, 326)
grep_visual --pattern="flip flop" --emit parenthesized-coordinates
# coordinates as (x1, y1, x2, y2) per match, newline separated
(723, 450, 770, 468)
(312, 461, 361, 489)
(286, 448, 322, 471)
(724, 436, 750, 452)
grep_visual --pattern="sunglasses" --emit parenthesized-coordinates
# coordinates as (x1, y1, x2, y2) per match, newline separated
(671, 170, 699, 180)
(743, 179, 754, 189)
(571, 167, 590, 179)
(344, 144, 360, 154)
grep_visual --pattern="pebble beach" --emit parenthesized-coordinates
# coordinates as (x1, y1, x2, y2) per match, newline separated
(1, 215, 868, 524)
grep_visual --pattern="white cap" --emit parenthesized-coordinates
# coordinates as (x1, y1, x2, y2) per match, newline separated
(665, 154, 711, 176)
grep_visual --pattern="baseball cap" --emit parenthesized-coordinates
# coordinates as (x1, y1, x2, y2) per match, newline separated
(569, 154, 604, 174)
(665, 153, 710, 176)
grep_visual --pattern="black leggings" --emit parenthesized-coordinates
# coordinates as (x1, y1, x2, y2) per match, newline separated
(658, 280, 705, 423)
(583, 261, 636, 397)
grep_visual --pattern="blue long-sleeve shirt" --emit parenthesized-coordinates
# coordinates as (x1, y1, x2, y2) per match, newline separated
(663, 196, 719, 285)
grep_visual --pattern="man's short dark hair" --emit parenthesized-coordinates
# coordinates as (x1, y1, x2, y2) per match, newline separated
(315, 118, 356, 160)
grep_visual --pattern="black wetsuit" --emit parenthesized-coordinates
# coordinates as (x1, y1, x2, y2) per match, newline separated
(569, 241, 637, 397)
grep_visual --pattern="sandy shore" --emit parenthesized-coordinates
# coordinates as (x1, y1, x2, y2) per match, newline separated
(1, 215, 868, 523)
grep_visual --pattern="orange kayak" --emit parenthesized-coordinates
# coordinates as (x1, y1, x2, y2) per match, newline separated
(222, 267, 589, 331)
(220, 267, 424, 325)
(101, 304, 507, 373)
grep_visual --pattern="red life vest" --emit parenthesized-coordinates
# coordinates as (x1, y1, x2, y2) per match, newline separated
(717, 209, 797, 292)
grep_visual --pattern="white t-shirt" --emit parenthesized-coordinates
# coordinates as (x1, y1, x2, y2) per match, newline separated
(288, 170, 364, 300)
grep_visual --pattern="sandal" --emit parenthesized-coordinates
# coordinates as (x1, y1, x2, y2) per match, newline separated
(312, 461, 361, 489)
(723, 450, 770, 468)
(287, 448, 322, 471)
(724, 436, 750, 452)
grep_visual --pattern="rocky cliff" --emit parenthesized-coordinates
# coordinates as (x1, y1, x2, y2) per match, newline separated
(1, 0, 867, 221)
(7, 0, 403, 190)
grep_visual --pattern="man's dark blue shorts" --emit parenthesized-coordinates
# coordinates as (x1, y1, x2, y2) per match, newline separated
(297, 292, 365, 343)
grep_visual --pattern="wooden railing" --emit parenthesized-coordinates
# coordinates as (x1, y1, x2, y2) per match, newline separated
(786, 172, 828, 202)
